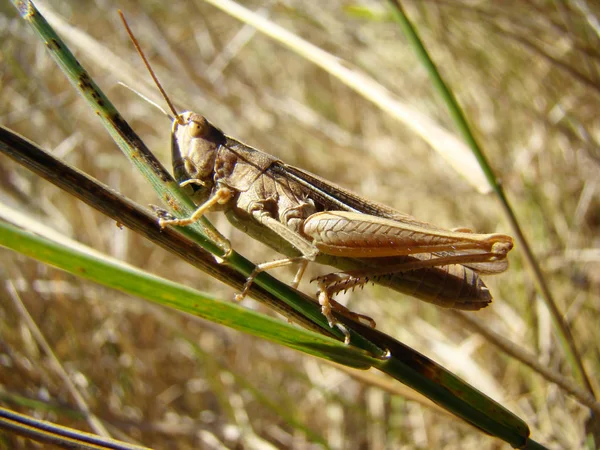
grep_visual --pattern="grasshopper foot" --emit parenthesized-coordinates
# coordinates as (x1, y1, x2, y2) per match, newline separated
(316, 281, 375, 345)
(234, 269, 261, 303)
(151, 206, 187, 229)
(317, 289, 351, 344)
(158, 187, 234, 229)
(151, 205, 176, 221)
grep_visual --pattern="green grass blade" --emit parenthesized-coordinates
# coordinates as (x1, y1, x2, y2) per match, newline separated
(0, 218, 374, 369)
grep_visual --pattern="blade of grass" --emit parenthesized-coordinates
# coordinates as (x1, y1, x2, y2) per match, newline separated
(387, 0, 595, 400)
(348, 320, 535, 449)
(0, 406, 150, 450)
(0, 219, 376, 368)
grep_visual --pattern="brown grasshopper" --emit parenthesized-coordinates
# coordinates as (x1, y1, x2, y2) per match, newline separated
(161, 111, 513, 336)
(121, 15, 513, 341)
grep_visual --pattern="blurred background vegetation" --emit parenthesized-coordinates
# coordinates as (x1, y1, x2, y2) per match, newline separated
(1, 0, 598, 448)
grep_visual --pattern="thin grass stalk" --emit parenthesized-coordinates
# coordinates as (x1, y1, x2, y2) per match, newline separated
(0, 406, 150, 450)
(451, 311, 600, 415)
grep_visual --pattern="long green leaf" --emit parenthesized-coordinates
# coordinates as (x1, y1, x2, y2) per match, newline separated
(0, 219, 374, 368)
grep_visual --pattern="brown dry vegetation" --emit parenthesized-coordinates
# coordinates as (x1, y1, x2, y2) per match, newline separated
(1, 0, 599, 449)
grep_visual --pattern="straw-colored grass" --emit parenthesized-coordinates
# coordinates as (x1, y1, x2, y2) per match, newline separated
(1, 1, 598, 448)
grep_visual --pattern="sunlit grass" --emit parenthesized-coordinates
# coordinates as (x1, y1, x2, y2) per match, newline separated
(1, 1, 598, 448)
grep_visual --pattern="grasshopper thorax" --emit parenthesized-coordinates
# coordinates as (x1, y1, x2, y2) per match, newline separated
(171, 111, 226, 188)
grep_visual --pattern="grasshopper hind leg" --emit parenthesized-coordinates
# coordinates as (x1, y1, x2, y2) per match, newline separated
(235, 258, 364, 344)
(315, 277, 377, 344)
(235, 258, 363, 344)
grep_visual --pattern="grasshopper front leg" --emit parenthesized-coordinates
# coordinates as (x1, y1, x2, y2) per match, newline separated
(159, 186, 353, 336)
(158, 187, 233, 228)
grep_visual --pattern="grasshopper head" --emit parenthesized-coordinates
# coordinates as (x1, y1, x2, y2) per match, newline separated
(171, 111, 226, 189)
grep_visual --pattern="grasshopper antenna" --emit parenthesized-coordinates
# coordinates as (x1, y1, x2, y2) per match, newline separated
(118, 10, 184, 125)
(117, 81, 171, 118)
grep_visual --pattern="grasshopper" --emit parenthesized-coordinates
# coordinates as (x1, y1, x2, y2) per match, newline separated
(121, 15, 513, 341)
(161, 114, 513, 337)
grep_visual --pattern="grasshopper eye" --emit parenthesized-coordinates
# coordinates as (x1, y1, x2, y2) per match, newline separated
(187, 120, 205, 139)
(182, 114, 226, 145)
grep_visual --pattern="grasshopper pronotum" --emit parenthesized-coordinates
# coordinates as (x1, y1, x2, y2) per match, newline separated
(121, 15, 513, 342)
